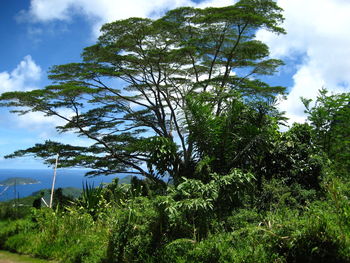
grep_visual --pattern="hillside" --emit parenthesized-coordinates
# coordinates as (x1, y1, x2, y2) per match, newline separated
(31, 187, 83, 199)
(118, 175, 133, 184)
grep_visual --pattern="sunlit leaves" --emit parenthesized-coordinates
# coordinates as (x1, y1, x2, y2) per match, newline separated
(302, 89, 350, 175)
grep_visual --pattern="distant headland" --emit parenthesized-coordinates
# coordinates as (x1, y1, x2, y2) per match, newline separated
(0, 177, 40, 186)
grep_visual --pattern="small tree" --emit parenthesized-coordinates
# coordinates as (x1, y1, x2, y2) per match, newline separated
(0, 0, 285, 183)
(302, 89, 350, 175)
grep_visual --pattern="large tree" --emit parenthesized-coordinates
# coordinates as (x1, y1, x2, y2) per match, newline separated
(0, 0, 285, 183)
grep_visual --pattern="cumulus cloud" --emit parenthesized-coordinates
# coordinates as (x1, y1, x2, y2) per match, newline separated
(16, 110, 72, 138)
(14, 110, 95, 148)
(0, 57, 73, 138)
(22, 0, 234, 37)
(0, 55, 42, 93)
(256, 0, 350, 125)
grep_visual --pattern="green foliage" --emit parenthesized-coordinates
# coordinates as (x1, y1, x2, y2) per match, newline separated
(0, 201, 33, 220)
(0, 218, 36, 249)
(144, 136, 179, 177)
(258, 123, 326, 190)
(33, 209, 107, 263)
(302, 88, 350, 176)
(186, 92, 284, 178)
(161, 239, 195, 263)
(159, 197, 350, 263)
(159, 169, 255, 240)
(225, 208, 262, 230)
(68, 182, 110, 220)
(102, 177, 130, 206)
(106, 197, 165, 263)
(1, 174, 350, 263)
(257, 179, 319, 211)
(0, 208, 108, 263)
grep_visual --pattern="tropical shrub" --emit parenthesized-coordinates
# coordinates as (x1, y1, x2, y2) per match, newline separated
(107, 197, 166, 263)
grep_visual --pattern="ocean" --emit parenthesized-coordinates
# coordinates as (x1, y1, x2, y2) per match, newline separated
(0, 169, 122, 201)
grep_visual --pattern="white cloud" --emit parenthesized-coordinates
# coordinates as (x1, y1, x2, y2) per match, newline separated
(15, 109, 94, 147)
(256, 0, 350, 125)
(0, 58, 94, 149)
(0, 55, 42, 93)
(0, 57, 73, 138)
(197, 0, 235, 8)
(16, 111, 69, 138)
(24, 0, 234, 37)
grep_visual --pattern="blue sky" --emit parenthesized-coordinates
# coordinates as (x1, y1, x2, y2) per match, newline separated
(0, 0, 349, 169)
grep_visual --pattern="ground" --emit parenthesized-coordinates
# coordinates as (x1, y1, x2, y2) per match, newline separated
(0, 251, 53, 263)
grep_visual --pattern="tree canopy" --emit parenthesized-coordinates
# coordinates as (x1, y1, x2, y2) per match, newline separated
(0, 0, 286, 183)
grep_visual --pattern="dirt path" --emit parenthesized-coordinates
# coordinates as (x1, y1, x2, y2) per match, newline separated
(0, 251, 53, 263)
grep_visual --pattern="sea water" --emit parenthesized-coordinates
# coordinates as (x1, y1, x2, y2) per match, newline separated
(0, 169, 121, 201)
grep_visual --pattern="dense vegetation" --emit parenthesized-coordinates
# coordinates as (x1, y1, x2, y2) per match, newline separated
(0, 0, 349, 262)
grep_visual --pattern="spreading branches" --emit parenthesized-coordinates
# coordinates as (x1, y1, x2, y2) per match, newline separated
(0, 0, 285, 182)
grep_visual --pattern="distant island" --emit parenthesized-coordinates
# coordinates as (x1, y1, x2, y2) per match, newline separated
(0, 177, 40, 186)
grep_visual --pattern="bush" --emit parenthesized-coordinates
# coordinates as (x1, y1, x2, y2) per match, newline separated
(1, 173, 349, 263)
(261, 200, 350, 263)
(0, 208, 109, 263)
(0, 218, 36, 250)
(257, 179, 319, 211)
(161, 238, 195, 263)
(0, 202, 33, 220)
(225, 208, 262, 231)
(107, 197, 166, 263)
